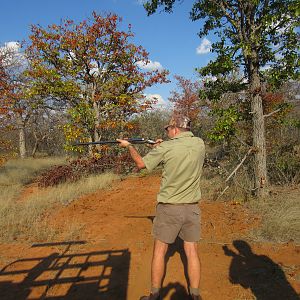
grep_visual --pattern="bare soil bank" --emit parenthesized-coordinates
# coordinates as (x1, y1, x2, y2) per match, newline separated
(0, 175, 299, 299)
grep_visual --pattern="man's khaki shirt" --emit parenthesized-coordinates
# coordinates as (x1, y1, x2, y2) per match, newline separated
(142, 131, 205, 204)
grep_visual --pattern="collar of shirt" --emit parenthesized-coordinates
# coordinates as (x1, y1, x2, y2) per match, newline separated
(170, 131, 194, 140)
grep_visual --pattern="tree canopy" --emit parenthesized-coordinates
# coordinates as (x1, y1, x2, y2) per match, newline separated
(145, 0, 299, 85)
(144, 0, 299, 197)
(26, 12, 169, 145)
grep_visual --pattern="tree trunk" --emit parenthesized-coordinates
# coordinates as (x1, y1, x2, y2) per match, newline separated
(250, 73, 268, 198)
(19, 126, 26, 159)
(31, 131, 38, 157)
(16, 113, 27, 159)
(90, 83, 101, 155)
(93, 100, 101, 141)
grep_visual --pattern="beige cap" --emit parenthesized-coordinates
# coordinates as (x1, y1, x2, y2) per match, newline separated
(164, 115, 191, 130)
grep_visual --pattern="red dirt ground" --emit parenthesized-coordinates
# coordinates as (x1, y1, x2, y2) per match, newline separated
(0, 174, 299, 300)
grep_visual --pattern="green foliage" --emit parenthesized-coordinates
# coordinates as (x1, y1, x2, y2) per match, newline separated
(290, 118, 300, 129)
(145, 0, 299, 87)
(199, 40, 239, 77)
(200, 76, 247, 102)
(25, 12, 169, 147)
(63, 101, 96, 152)
(199, 75, 248, 141)
(208, 106, 241, 141)
(131, 109, 171, 140)
(144, 0, 177, 15)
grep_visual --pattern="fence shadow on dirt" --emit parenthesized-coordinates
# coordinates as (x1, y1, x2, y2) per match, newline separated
(223, 239, 299, 300)
(0, 241, 130, 300)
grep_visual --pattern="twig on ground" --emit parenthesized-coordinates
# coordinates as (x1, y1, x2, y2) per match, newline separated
(215, 148, 253, 200)
(225, 148, 253, 183)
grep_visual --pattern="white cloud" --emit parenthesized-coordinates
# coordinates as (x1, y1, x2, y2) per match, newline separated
(196, 38, 212, 55)
(6, 41, 20, 51)
(145, 94, 167, 108)
(137, 60, 163, 71)
(260, 65, 271, 72)
(0, 41, 21, 57)
(0, 41, 25, 68)
(269, 15, 292, 35)
(275, 53, 284, 60)
(203, 75, 217, 82)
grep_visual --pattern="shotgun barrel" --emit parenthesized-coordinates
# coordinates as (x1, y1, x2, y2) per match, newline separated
(72, 138, 156, 146)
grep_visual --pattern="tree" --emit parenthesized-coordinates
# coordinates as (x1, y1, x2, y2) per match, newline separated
(0, 42, 33, 158)
(27, 108, 67, 157)
(26, 12, 169, 149)
(168, 75, 201, 126)
(198, 72, 249, 143)
(144, 0, 299, 197)
(132, 109, 170, 140)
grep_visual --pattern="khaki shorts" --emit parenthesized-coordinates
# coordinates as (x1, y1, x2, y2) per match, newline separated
(152, 203, 201, 243)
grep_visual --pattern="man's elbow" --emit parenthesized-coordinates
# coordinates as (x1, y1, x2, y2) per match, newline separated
(136, 161, 146, 170)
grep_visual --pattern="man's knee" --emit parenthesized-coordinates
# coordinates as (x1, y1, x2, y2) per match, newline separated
(153, 239, 168, 257)
(184, 241, 198, 258)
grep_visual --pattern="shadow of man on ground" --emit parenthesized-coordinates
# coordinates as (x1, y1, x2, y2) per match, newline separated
(161, 281, 190, 300)
(125, 216, 191, 299)
(223, 240, 299, 300)
(160, 237, 190, 299)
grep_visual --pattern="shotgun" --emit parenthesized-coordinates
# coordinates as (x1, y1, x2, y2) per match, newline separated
(72, 138, 156, 146)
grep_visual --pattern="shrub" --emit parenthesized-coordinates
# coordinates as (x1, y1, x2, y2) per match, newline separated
(36, 152, 134, 187)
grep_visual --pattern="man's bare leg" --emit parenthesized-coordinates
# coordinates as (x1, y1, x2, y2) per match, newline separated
(151, 239, 169, 289)
(183, 241, 201, 293)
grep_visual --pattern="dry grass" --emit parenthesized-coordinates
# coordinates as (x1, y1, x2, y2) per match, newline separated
(200, 175, 224, 200)
(0, 156, 68, 208)
(0, 157, 119, 242)
(202, 168, 300, 244)
(248, 186, 300, 243)
(0, 157, 67, 186)
(26, 172, 119, 206)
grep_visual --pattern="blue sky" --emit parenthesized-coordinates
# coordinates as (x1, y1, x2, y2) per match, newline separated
(0, 0, 216, 106)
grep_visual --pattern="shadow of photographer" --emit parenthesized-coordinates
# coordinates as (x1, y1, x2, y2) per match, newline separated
(223, 240, 299, 300)
(0, 241, 131, 300)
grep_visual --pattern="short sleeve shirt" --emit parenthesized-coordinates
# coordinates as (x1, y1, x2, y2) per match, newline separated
(142, 132, 205, 204)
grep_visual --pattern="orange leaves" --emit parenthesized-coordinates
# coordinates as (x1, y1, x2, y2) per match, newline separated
(25, 12, 169, 145)
(262, 92, 284, 113)
(0, 107, 8, 114)
(97, 119, 137, 132)
(169, 75, 201, 122)
(98, 120, 118, 129)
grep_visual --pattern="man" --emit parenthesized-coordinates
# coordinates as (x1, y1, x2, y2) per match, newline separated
(117, 114, 205, 300)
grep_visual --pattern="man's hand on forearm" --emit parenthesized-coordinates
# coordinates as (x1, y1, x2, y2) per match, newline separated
(116, 139, 131, 148)
(117, 139, 145, 169)
(154, 139, 163, 147)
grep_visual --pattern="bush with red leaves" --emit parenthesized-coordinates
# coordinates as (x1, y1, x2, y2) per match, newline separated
(36, 152, 134, 187)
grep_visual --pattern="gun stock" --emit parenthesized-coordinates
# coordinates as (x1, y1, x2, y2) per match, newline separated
(72, 138, 156, 146)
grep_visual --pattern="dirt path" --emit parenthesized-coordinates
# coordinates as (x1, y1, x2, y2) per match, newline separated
(0, 175, 299, 299)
